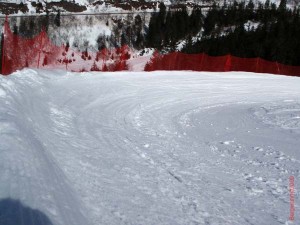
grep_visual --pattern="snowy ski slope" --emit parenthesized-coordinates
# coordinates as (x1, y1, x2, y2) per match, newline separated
(0, 69, 300, 225)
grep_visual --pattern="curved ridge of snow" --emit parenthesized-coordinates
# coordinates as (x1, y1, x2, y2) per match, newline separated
(0, 69, 300, 225)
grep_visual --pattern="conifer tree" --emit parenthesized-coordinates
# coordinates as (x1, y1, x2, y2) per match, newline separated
(55, 10, 61, 27)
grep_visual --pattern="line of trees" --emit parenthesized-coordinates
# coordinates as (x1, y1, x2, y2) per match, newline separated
(147, 3, 203, 51)
(146, 1, 300, 66)
(2, 2, 300, 70)
(183, 0, 300, 66)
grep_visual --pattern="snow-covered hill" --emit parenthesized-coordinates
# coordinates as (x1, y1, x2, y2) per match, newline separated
(0, 69, 299, 225)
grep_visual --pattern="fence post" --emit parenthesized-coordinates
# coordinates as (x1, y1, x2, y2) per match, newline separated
(1, 16, 7, 75)
(224, 54, 231, 72)
(276, 61, 280, 74)
(174, 52, 178, 70)
(37, 27, 45, 69)
(199, 53, 204, 71)
(255, 58, 259, 73)
(1, 33, 4, 75)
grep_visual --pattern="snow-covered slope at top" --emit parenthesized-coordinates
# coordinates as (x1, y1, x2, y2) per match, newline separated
(0, 69, 300, 225)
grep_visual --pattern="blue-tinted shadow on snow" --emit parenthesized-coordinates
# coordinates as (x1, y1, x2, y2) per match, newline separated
(0, 198, 53, 225)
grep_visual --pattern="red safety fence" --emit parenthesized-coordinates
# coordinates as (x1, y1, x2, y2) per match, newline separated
(1, 17, 300, 76)
(1, 18, 130, 75)
(144, 51, 300, 76)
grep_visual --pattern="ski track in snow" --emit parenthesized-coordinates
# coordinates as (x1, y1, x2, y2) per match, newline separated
(0, 69, 300, 225)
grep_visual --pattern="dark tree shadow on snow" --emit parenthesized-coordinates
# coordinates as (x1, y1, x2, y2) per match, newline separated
(0, 198, 53, 225)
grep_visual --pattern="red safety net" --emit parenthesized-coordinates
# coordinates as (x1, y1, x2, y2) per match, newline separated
(2, 17, 300, 77)
(1, 18, 131, 75)
(145, 51, 300, 76)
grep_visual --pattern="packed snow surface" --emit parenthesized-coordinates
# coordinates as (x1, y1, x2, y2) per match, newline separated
(0, 69, 300, 225)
